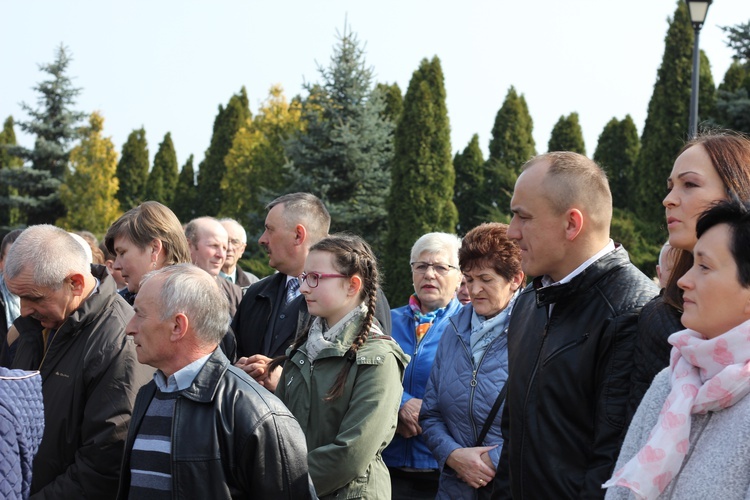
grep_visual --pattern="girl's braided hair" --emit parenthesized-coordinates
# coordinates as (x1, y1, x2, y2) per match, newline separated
(269, 233, 380, 401)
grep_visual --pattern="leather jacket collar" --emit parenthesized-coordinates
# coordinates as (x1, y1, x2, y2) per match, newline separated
(179, 349, 230, 404)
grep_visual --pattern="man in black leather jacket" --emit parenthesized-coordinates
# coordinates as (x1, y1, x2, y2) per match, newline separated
(491, 153, 658, 499)
(118, 264, 314, 499)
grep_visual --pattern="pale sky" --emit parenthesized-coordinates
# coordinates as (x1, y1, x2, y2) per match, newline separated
(2, 1, 749, 170)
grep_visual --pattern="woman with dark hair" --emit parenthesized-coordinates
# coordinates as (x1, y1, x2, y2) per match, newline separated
(273, 234, 409, 499)
(420, 223, 524, 499)
(628, 132, 750, 417)
(605, 199, 750, 499)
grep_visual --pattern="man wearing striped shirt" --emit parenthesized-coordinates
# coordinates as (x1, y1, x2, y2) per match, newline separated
(117, 264, 314, 499)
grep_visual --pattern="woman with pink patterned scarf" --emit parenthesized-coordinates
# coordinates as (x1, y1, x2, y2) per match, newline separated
(604, 199, 750, 500)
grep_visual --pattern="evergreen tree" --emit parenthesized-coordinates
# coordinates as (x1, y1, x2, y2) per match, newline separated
(284, 25, 394, 254)
(222, 85, 303, 226)
(57, 112, 121, 234)
(488, 86, 536, 174)
(385, 56, 457, 303)
(2, 45, 86, 225)
(0, 117, 23, 227)
(375, 82, 403, 125)
(633, 1, 697, 239)
(145, 132, 178, 205)
(453, 134, 485, 234)
(115, 128, 149, 211)
(593, 115, 640, 211)
(698, 50, 717, 122)
(547, 112, 586, 154)
(197, 88, 251, 216)
(482, 86, 536, 223)
(172, 154, 197, 223)
(714, 23, 750, 133)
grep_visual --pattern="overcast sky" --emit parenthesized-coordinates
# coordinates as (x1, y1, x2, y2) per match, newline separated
(2, 1, 749, 170)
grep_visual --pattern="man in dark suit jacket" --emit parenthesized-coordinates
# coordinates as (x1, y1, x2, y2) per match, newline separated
(233, 193, 391, 392)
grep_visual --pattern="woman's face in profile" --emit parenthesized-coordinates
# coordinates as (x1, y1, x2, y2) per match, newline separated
(678, 223, 750, 339)
(663, 144, 727, 252)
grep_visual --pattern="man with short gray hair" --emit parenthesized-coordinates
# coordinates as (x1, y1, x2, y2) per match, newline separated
(219, 218, 260, 289)
(118, 264, 313, 499)
(7, 225, 153, 498)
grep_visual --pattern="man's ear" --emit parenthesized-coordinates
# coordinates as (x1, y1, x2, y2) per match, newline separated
(171, 313, 189, 342)
(565, 208, 584, 241)
(348, 275, 363, 297)
(294, 224, 308, 246)
(68, 273, 86, 297)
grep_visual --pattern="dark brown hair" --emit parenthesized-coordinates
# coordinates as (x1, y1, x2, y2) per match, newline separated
(664, 131, 750, 310)
(459, 223, 523, 284)
(269, 233, 380, 401)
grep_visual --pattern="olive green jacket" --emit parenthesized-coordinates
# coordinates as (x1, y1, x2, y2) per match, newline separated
(276, 317, 409, 499)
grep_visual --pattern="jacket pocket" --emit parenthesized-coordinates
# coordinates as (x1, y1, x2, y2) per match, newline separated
(541, 333, 589, 366)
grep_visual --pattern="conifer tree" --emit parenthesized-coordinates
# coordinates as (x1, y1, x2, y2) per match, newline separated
(222, 85, 303, 227)
(593, 116, 640, 211)
(482, 86, 536, 223)
(0, 117, 23, 227)
(488, 86, 536, 174)
(115, 128, 149, 211)
(633, 1, 700, 239)
(547, 112, 586, 155)
(376, 82, 403, 125)
(453, 134, 485, 234)
(284, 25, 394, 254)
(698, 50, 717, 122)
(385, 56, 457, 303)
(197, 88, 251, 216)
(172, 154, 197, 223)
(2, 45, 85, 225)
(145, 132, 178, 205)
(714, 24, 750, 133)
(57, 112, 121, 233)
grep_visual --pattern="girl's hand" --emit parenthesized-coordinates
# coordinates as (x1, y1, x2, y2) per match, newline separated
(397, 398, 422, 438)
(445, 445, 497, 489)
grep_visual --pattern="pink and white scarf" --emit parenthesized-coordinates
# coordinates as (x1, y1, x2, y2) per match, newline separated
(603, 320, 750, 499)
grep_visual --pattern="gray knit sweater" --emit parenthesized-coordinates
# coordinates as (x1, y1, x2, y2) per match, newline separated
(605, 368, 750, 499)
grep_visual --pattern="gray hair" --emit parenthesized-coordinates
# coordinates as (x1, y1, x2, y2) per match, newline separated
(5, 225, 89, 289)
(218, 218, 247, 244)
(140, 264, 229, 346)
(267, 193, 331, 245)
(410, 232, 461, 267)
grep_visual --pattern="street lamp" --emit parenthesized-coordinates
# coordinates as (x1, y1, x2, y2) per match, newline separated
(685, 0, 712, 138)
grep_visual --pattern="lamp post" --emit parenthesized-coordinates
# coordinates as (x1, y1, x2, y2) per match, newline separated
(685, 0, 713, 138)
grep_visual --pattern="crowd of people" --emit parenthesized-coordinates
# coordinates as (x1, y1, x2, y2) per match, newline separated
(1, 130, 750, 499)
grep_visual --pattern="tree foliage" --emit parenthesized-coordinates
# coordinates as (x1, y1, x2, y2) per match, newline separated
(376, 82, 403, 125)
(453, 134, 485, 234)
(0, 117, 23, 228)
(284, 25, 394, 255)
(385, 56, 457, 304)
(172, 154, 198, 223)
(197, 88, 251, 216)
(115, 128, 149, 211)
(222, 84, 303, 226)
(57, 112, 121, 233)
(593, 115, 640, 211)
(3, 45, 85, 225)
(144, 132, 178, 205)
(547, 112, 586, 155)
(713, 23, 750, 134)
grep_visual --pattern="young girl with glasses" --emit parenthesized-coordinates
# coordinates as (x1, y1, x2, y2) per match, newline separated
(271, 234, 409, 499)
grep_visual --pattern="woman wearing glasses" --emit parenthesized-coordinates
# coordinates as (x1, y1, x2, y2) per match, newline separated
(421, 223, 523, 499)
(384, 232, 464, 499)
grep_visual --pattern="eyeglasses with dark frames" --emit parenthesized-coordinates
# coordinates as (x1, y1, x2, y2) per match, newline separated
(410, 262, 459, 276)
(297, 272, 349, 288)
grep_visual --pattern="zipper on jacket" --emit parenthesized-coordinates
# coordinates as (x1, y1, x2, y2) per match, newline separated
(38, 317, 71, 372)
(541, 333, 590, 367)
(519, 307, 550, 498)
(464, 328, 507, 445)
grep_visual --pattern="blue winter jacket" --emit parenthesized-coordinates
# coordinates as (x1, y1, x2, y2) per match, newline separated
(420, 304, 509, 499)
(382, 298, 463, 470)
